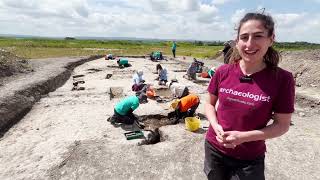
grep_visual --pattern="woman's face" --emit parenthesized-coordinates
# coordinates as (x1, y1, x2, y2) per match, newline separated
(236, 20, 274, 64)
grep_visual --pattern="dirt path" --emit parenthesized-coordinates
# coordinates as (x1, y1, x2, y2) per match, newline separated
(0, 56, 319, 180)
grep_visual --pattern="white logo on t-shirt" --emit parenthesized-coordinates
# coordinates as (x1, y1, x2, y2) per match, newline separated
(220, 88, 271, 102)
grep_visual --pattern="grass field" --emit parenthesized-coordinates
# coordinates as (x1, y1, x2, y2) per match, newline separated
(0, 37, 320, 59)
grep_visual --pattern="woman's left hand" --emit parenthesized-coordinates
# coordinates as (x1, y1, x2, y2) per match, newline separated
(216, 131, 245, 149)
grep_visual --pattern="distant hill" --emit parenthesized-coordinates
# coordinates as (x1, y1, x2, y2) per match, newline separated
(0, 34, 221, 43)
(0, 34, 319, 45)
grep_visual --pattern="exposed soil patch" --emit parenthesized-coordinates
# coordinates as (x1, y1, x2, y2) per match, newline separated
(173, 69, 187, 72)
(136, 114, 178, 145)
(106, 65, 121, 68)
(86, 68, 103, 73)
(109, 87, 123, 100)
(72, 75, 85, 91)
(155, 87, 172, 98)
(193, 79, 209, 86)
(113, 69, 135, 74)
(1, 52, 320, 180)
(48, 140, 85, 179)
(280, 50, 320, 91)
(295, 95, 320, 113)
(0, 49, 33, 79)
(139, 114, 176, 130)
(105, 74, 112, 79)
(108, 69, 135, 79)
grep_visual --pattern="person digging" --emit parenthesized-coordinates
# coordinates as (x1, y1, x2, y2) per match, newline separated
(169, 94, 200, 124)
(184, 61, 197, 80)
(156, 64, 168, 85)
(108, 93, 148, 128)
(132, 70, 146, 92)
(117, 58, 130, 68)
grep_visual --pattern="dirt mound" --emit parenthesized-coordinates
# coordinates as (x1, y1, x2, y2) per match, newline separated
(210, 50, 224, 62)
(212, 49, 320, 91)
(0, 49, 32, 79)
(280, 49, 320, 90)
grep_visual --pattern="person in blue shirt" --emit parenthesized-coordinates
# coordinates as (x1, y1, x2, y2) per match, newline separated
(171, 41, 177, 58)
(184, 61, 197, 80)
(108, 94, 148, 125)
(156, 64, 168, 85)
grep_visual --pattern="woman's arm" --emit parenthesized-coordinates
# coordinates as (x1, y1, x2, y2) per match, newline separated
(220, 113, 292, 148)
(205, 93, 224, 140)
(242, 113, 291, 141)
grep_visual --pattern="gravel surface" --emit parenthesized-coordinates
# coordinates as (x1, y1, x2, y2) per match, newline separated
(0, 52, 319, 180)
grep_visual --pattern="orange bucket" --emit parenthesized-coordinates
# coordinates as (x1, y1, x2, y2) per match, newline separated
(201, 72, 209, 78)
(146, 89, 156, 98)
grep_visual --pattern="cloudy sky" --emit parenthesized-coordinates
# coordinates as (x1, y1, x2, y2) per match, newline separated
(1, 0, 320, 43)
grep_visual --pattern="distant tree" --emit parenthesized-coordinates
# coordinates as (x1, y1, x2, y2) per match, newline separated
(194, 41, 204, 46)
(65, 37, 76, 40)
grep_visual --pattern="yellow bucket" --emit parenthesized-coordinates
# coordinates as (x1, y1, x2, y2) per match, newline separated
(185, 116, 201, 132)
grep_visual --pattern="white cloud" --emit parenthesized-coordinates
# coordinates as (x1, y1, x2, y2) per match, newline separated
(274, 13, 305, 27)
(230, 9, 245, 25)
(1, 0, 89, 19)
(211, 0, 236, 5)
(197, 4, 219, 23)
(148, 0, 200, 12)
(0, 0, 319, 43)
(274, 13, 320, 43)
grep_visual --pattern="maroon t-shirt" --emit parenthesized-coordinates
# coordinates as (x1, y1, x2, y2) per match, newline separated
(206, 63, 295, 160)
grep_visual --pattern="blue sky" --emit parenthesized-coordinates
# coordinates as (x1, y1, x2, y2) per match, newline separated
(0, 0, 320, 43)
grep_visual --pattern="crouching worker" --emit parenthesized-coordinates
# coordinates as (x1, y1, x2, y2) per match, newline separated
(108, 94, 148, 125)
(117, 58, 130, 68)
(105, 54, 114, 60)
(184, 61, 197, 80)
(207, 66, 216, 78)
(132, 70, 146, 91)
(156, 64, 168, 85)
(170, 94, 200, 122)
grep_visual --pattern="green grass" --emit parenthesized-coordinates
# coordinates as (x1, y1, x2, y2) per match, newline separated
(0, 37, 319, 59)
(0, 38, 221, 59)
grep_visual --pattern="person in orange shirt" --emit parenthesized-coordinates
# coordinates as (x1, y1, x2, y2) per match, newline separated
(170, 94, 200, 121)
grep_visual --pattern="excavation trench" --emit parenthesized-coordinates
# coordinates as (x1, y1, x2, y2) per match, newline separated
(193, 79, 210, 86)
(136, 114, 178, 145)
(0, 55, 103, 134)
(154, 87, 172, 98)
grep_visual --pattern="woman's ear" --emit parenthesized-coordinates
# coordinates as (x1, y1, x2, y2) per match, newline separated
(269, 34, 275, 47)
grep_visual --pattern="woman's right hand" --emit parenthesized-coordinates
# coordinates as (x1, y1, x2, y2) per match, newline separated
(212, 123, 224, 141)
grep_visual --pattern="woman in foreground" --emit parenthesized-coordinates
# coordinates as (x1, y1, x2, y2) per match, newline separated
(204, 12, 295, 180)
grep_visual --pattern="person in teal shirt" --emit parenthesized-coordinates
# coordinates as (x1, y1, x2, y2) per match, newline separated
(171, 41, 177, 58)
(208, 67, 216, 78)
(117, 58, 130, 68)
(108, 94, 148, 125)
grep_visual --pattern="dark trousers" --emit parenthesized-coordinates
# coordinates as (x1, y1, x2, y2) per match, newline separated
(204, 140, 265, 180)
(119, 63, 131, 68)
(112, 109, 137, 125)
(132, 83, 146, 92)
(158, 79, 167, 85)
(172, 49, 176, 58)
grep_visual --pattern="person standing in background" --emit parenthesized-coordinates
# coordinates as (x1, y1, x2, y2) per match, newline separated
(171, 41, 177, 58)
